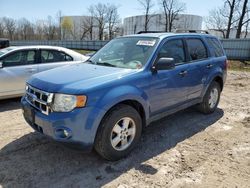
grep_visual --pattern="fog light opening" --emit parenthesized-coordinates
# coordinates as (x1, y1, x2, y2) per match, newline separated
(63, 129, 69, 137)
(55, 128, 72, 139)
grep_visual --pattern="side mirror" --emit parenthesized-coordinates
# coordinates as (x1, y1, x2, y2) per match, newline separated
(153, 58, 175, 71)
(0, 61, 3, 68)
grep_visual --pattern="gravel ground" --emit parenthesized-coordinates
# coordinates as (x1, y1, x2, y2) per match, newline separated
(0, 71, 249, 188)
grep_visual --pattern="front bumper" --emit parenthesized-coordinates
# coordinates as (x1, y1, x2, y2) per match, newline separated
(21, 96, 106, 151)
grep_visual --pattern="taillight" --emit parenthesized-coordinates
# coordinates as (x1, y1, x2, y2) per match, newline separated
(225, 60, 229, 70)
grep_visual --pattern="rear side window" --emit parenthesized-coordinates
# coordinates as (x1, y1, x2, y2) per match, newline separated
(206, 38, 224, 57)
(186, 38, 208, 61)
(41, 50, 73, 63)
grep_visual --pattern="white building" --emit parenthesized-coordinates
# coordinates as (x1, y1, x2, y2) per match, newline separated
(60, 16, 99, 40)
(123, 14, 203, 35)
(61, 14, 203, 40)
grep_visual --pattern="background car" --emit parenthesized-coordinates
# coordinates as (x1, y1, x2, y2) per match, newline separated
(0, 38, 9, 49)
(0, 45, 88, 99)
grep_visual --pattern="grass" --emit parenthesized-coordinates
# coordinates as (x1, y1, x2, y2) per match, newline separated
(228, 60, 250, 72)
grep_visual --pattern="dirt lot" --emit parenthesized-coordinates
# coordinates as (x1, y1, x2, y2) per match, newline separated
(0, 71, 249, 188)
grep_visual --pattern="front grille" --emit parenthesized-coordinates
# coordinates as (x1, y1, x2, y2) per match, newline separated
(25, 84, 53, 115)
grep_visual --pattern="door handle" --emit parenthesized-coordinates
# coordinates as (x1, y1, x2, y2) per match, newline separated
(206, 64, 213, 68)
(179, 70, 188, 76)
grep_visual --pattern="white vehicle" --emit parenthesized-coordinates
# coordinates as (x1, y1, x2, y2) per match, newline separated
(0, 46, 88, 99)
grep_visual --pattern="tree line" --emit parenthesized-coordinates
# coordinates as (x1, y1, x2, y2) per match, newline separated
(0, 13, 62, 40)
(0, 0, 249, 40)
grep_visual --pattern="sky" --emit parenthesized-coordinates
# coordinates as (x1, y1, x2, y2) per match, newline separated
(0, 0, 223, 22)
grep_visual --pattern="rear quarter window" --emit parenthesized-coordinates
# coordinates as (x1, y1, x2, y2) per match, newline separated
(206, 38, 224, 57)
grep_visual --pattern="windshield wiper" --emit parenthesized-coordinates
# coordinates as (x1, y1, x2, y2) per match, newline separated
(86, 59, 95, 64)
(95, 62, 116, 67)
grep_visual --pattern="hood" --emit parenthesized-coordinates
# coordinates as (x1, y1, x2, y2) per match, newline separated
(28, 63, 137, 94)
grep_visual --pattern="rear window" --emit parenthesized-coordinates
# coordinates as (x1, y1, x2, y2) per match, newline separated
(186, 38, 208, 61)
(41, 50, 73, 63)
(206, 38, 224, 57)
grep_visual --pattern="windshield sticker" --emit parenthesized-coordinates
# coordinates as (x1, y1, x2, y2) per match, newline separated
(136, 40, 156, 46)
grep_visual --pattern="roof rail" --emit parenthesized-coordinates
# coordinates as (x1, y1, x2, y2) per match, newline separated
(175, 29, 210, 34)
(137, 30, 210, 34)
(137, 31, 167, 34)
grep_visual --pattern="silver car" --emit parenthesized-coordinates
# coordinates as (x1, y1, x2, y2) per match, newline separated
(0, 46, 88, 99)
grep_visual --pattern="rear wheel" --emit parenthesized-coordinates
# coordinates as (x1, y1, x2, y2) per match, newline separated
(197, 81, 221, 114)
(94, 104, 142, 161)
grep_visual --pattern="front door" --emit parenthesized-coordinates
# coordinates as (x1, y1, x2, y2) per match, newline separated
(148, 38, 190, 115)
(0, 50, 38, 97)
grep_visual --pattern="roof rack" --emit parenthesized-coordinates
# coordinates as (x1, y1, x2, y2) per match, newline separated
(137, 31, 167, 34)
(175, 29, 210, 34)
(137, 30, 210, 34)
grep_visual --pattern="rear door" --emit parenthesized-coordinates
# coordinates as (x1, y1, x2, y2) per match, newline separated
(37, 49, 76, 72)
(0, 49, 38, 97)
(184, 37, 210, 100)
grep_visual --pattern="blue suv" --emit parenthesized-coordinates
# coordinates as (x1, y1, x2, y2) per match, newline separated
(21, 32, 227, 160)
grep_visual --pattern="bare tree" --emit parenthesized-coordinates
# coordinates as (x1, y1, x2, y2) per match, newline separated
(206, 0, 250, 38)
(221, 0, 239, 38)
(138, 0, 154, 32)
(205, 8, 227, 38)
(81, 7, 95, 40)
(17, 18, 34, 40)
(160, 0, 186, 32)
(106, 4, 120, 39)
(43, 16, 57, 40)
(236, 0, 250, 38)
(3, 17, 16, 40)
(84, 3, 121, 40)
(205, 0, 240, 38)
(81, 17, 94, 40)
(0, 18, 5, 37)
(91, 3, 107, 40)
(243, 11, 250, 38)
(56, 10, 62, 39)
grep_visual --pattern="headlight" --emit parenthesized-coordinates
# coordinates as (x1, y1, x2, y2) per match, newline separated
(51, 94, 87, 112)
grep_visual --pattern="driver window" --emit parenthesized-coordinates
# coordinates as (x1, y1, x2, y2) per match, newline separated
(159, 39, 185, 64)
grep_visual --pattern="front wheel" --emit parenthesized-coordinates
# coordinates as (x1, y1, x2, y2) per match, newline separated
(94, 104, 142, 161)
(197, 81, 221, 114)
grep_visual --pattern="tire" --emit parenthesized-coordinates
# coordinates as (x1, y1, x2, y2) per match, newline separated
(94, 104, 142, 161)
(197, 81, 221, 114)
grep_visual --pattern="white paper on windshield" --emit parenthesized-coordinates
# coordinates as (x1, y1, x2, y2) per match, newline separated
(136, 40, 156, 46)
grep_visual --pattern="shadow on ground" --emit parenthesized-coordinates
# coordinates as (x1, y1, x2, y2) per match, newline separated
(0, 107, 224, 188)
(0, 98, 21, 112)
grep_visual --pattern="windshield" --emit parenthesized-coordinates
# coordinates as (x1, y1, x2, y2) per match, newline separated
(89, 37, 159, 69)
(0, 47, 16, 57)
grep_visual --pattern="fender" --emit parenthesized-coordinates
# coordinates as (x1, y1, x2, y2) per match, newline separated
(201, 67, 223, 98)
(96, 85, 150, 120)
(82, 86, 150, 148)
